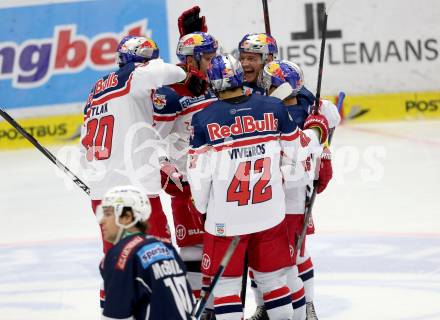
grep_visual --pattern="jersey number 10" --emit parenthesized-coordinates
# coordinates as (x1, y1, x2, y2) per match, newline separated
(227, 157, 273, 206)
(81, 115, 115, 161)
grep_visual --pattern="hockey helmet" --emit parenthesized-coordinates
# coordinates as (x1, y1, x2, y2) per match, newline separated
(176, 32, 218, 63)
(98, 185, 151, 229)
(207, 54, 244, 92)
(238, 33, 278, 62)
(258, 60, 304, 96)
(117, 35, 159, 67)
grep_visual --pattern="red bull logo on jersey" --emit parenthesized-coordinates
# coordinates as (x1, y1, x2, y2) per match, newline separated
(0, 20, 147, 88)
(152, 93, 167, 110)
(206, 113, 278, 141)
(95, 72, 119, 95)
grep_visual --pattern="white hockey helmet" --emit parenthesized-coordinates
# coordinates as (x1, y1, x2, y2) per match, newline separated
(99, 185, 151, 229)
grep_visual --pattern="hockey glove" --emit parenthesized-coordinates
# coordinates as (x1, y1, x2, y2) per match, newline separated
(178, 6, 208, 38)
(319, 99, 341, 129)
(184, 65, 209, 96)
(303, 114, 329, 144)
(317, 147, 333, 194)
(160, 160, 187, 196)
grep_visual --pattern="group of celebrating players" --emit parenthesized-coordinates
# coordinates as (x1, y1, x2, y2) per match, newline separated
(80, 6, 341, 320)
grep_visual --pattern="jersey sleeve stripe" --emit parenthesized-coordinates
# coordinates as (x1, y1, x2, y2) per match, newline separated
(180, 99, 216, 116)
(153, 114, 178, 122)
(280, 129, 300, 141)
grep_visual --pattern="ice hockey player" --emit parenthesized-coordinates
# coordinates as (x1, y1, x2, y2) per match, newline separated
(152, 17, 218, 314)
(98, 185, 195, 319)
(80, 36, 186, 253)
(238, 33, 315, 107)
(259, 60, 341, 320)
(187, 54, 330, 320)
(238, 33, 314, 320)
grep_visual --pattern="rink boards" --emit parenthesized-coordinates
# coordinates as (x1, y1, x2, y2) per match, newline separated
(1, 90, 440, 150)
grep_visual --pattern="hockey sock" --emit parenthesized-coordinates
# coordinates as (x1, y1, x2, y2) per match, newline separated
(287, 265, 306, 320)
(297, 252, 314, 302)
(291, 287, 306, 320)
(184, 260, 202, 298)
(214, 295, 243, 320)
(263, 286, 293, 319)
(250, 269, 265, 307)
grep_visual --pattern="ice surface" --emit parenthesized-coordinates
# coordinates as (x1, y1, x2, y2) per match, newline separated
(1, 120, 439, 319)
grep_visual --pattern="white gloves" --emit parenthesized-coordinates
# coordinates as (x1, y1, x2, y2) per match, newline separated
(319, 99, 341, 129)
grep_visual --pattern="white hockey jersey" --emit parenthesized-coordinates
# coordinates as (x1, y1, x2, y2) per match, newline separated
(152, 84, 217, 179)
(187, 94, 321, 236)
(79, 59, 186, 200)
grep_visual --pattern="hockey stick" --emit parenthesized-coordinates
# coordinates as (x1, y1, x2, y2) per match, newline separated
(328, 91, 345, 145)
(0, 107, 90, 196)
(240, 254, 248, 307)
(192, 235, 240, 319)
(296, 6, 328, 251)
(262, 0, 271, 35)
(296, 91, 345, 252)
(312, 9, 328, 114)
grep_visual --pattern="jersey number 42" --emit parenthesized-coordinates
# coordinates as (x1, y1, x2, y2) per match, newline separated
(227, 157, 273, 206)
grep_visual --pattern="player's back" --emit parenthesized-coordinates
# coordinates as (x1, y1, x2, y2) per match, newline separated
(101, 235, 195, 320)
(81, 60, 185, 199)
(189, 93, 299, 236)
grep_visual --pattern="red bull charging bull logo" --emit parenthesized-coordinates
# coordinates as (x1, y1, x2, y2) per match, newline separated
(267, 62, 285, 81)
(182, 33, 205, 46)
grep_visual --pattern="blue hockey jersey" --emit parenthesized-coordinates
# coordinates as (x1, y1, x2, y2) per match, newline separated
(100, 234, 195, 319)
(187, 94, 319, 236)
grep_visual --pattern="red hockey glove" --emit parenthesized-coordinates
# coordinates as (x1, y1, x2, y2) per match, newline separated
(160, 160, 187, 196)
(184, 64, 209, 96)
(178, 6, 208, 38)
(317, 147, 332, 194)
(304, 114, 329, 144)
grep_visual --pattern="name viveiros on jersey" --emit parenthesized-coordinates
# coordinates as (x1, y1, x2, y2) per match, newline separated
(228, 144, 266, 160)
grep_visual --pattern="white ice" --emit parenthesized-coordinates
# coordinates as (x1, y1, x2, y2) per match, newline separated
(1, 120, 439, 319)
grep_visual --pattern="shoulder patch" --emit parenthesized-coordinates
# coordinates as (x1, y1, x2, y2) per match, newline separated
(116, 236, 144, 271)
(136, 242, 175, 269)
(153, 92, 167, 110)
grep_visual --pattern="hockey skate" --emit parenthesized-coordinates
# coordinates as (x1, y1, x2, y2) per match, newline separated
(247, 305, 269, 320)
(306, 301, 318, 320)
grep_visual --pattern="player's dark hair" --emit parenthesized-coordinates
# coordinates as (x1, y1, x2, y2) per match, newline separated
(121, 207, 149, 234)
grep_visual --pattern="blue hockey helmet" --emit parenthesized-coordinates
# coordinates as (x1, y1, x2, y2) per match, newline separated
(238, 33, 278, 62)
(176, 32, 218, 63)
(258, 60, 304, 96)
(117, 36, 159, 67)
(207, 54, 244, 92)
